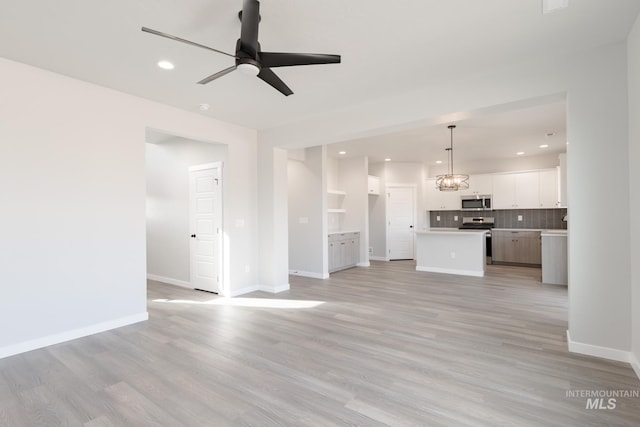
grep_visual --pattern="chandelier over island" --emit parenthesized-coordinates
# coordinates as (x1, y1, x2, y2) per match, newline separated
(435, 125, 470, 191)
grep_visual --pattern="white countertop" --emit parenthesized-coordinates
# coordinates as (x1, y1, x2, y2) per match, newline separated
(417, 229, 488, 236)
(541, 229, 568, 237)
(493, 228, 567, 232)
(493, 228, 542, 232)
(328, 230, 359, 235)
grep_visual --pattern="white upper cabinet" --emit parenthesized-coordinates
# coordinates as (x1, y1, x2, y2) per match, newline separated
(426, 178, 461, 211)
(367, 175, 380, 195)
(538, 169, 559, 208)
(459, 174, 493, 196)
(492, 169, 558, 209)
(558, 153, 567, 208)
(425, 168, 563, 211)
(492, 171, 539, 209)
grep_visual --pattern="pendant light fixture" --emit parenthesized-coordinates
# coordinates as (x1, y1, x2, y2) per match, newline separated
(435, 125, 469, 191)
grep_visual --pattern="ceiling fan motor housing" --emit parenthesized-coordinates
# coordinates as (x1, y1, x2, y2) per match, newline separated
(141, 0, 340, 96)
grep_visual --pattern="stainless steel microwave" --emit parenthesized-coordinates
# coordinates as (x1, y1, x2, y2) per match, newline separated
(461, 195, 492, 211)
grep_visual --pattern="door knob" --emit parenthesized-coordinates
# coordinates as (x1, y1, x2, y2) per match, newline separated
(190, 234, 196, 238)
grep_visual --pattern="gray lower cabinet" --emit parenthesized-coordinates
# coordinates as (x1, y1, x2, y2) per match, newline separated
(541, 234, 568, 285)
(492, 230, 541, 265)
(328, 232, 360, 273)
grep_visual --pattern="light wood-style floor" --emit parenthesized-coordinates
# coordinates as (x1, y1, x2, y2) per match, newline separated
(1, 261, 639, 426)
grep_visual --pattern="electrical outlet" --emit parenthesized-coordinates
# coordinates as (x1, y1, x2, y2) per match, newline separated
(518, 215, 523, 222)
(436, 216, 441, 221)
(450, 252, 456, 259)
(369, 247, 373, 254)
(454, 215, 458, 221)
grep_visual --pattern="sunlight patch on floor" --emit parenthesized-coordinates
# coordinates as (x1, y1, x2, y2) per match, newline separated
(152, 297, 325, 309)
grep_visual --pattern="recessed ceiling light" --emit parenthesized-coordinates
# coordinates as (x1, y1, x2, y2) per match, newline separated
(542, 0, 568, 14)
(199, 103, 210, 111)
(157, 60, 175, 70)
(539, 144, 549, 148)
(517, 151, 525, 156)
(384, 158, 391, 162)
(339, 151, 346, 155)
(436, 160, 443, 164)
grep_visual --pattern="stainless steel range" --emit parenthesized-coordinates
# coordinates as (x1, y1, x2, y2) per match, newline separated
(459, 216, 494, 260)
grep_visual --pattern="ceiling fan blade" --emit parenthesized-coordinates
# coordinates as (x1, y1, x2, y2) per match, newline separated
(257, 68, 293, 96)
(260, 52, 341, 68)
(197, 65, 237, 85)
(141, 27, 237, 58)
(239, 0, 260, 57)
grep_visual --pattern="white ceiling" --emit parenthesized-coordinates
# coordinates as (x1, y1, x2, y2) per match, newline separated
(1, 0, 638, 132)
(327, 98, 568, 165)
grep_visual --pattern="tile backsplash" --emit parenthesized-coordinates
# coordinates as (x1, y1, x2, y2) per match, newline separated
(429, 208, 568, 230)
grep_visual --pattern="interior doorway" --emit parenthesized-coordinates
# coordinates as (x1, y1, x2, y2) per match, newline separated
(386, 185, 416, 260)
(145, 129, 227, 293)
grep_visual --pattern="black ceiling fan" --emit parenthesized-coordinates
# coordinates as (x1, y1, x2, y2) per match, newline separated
(142, 0, 341, 96)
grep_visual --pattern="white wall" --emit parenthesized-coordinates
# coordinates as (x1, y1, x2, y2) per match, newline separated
(628, 15, 640, 374)
(257, 146, 289, 293)
(145, 137, 227, 286)
(288, 146, 326, 278)
(0, 57, 257, 358)
(368, 163, 387, 258)
(566, 43, 630, 355)
(339, 157, 369, 265)
(326, 156, 342, 231)
(258, 42, 634, 362)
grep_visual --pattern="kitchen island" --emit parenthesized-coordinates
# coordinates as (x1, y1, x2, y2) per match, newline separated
(415, 229, 488, 277)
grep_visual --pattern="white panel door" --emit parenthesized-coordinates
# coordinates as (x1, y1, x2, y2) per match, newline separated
(387, 186, 416, 260)
(189, 165, 222, 293)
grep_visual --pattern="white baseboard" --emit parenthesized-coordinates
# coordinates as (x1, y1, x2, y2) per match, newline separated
(147, 274, 192, 289)
(416, 266, 484, 277)
(289, 270, 328, 279)
(260, 283, 290, 293)
(566, 331, 637, 372)
(369, 256, 389, 261)
(630, 352, 640, 380)
(357, 261, 370, 267)
(0, 312, 148, 360)
(224, 283, 292, 297)
(228, 284, 260, 297)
